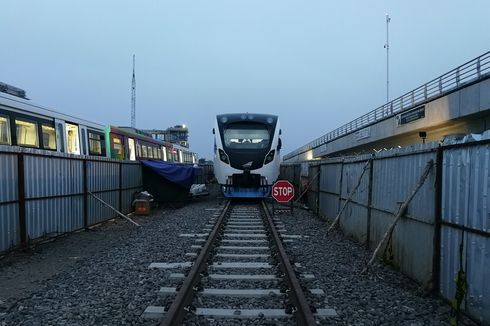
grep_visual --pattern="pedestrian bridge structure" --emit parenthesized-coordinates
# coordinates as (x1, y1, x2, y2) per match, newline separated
(284, 51, 490, 162)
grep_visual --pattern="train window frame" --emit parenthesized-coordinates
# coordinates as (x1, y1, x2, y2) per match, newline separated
(41, 124, 57, 150)
(15, 118, 39, 148)
(88, 131, 104, 156)
(0, 114, 11, 145)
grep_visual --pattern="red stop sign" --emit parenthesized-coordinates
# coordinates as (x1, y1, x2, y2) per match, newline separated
(271, 180, 295, 203)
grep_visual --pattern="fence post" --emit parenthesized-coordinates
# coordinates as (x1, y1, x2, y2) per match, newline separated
(366, 157, 374, 249)
(17, 153, 27, 248)
(119, 162, 123, 213)
(83, 159, 88, 230)
(432, 146, 443, 291)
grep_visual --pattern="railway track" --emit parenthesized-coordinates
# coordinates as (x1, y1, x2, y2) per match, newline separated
(143, 200, 337, 325)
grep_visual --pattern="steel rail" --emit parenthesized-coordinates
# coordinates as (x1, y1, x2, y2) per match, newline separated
(160, 200, 231, 326)
(261, 201, 316, 325)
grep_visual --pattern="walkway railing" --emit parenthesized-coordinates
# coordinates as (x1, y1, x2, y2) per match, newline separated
(284, 51, 490, 160)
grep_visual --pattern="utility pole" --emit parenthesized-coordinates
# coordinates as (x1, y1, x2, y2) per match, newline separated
(131, 54, 136, 128)
(384, 14, 391, 103)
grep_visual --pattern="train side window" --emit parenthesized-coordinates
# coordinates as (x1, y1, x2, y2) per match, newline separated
(147, 146, 154, 159)
(15, 119, 39, 147)
(136, 142, 141, 158)
(41, 124, 57, 150)
(65, 123, 80, 154)
(112, 136, 124, 159)
(153, 147, 158, 159)
(0, 115, 11, 145)
(88, 132, 103, 155)
(142, 145, 148, 158)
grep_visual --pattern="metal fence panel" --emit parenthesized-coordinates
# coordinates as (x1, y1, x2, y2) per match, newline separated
(319, 163, 342, 194)
(340, 161, 370, 206)
(121, 162, 142, 189)
(372, 151, 437, 224)
(319, 192, 339, 219)
(439, 225, 464, 308)
(465, 232, 490, 323)
(443, 145, 490, 230)
(24, 156, 83, 198)
(26, 197, 84, 239)
(339, 201, 368, 244)
(369, 209, 433, 283)
(0, 204, 19, 252)
(88, 191, 119, 225)
(0, 153, 18, 203)
(441, 144, 490, 323)
(87, 161, 120, 192)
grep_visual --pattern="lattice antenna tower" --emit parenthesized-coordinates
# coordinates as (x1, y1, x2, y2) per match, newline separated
(131, 54, 136, 128)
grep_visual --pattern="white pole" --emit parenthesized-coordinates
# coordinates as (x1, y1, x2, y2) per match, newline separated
(385, 14, 391, 103)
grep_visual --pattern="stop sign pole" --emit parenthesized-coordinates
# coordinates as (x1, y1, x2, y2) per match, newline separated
(271, 180, 294, 215)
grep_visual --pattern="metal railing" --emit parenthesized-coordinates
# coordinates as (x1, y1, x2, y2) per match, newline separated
(284, 51, 490, 160)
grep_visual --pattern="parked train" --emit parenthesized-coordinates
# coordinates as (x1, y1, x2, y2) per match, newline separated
(213, 113, 281, 198)
(0, 91, 197, 163)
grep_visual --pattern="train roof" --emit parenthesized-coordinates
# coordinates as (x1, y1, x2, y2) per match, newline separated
(0, 92, 105, 130)
(216, 113, 278, 124)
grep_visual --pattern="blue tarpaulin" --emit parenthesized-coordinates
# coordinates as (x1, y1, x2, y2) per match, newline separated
(141, 160, 200, 189)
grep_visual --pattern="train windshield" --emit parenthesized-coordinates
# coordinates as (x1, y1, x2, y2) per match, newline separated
(223, 123, 270, 149)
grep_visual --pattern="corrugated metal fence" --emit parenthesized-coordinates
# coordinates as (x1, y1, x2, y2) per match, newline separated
(282, 140, 490, 324)
(0, 145, 143, 253)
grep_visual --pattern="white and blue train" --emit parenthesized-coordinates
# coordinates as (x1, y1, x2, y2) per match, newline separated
(213, 113, 282, 198)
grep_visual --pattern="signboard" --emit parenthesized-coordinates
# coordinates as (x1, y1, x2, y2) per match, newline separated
(398, 106, 425, 125)
(272, 180, 295, 203)
(354, 127, 371, 141)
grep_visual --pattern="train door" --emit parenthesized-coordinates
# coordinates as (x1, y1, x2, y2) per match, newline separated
(78, 125, 89, 155)
(65, 123, 81, 155)
(128, 138, 136, 160)
(54, 119, 67, 153)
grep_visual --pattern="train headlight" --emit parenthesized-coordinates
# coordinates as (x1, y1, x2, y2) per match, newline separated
(264, 150, 275, 164)
(219, 149, 229, 164)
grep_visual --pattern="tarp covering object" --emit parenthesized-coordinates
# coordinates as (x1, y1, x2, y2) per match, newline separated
(141, 160, 199, 189)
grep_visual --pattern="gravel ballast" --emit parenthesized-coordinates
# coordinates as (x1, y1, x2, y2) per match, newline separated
(0, 194, 478, 325)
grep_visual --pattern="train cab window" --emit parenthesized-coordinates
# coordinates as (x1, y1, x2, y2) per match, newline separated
(112, 136, 125, 159)
(15, 119, 39, 147)
(65, 123, 80, 155)
(142, 145, 148, 158)
(223, 124, 270, 149)
(128, 138, 136, 161)
(0, 115, 11, 145)
(41, 125, 57, 150)
(88, 132, 103, 155)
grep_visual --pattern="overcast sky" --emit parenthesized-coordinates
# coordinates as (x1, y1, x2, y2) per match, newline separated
(2, 1, 489, 159)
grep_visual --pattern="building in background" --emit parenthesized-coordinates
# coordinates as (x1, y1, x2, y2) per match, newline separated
(142, 124, 189, 148)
